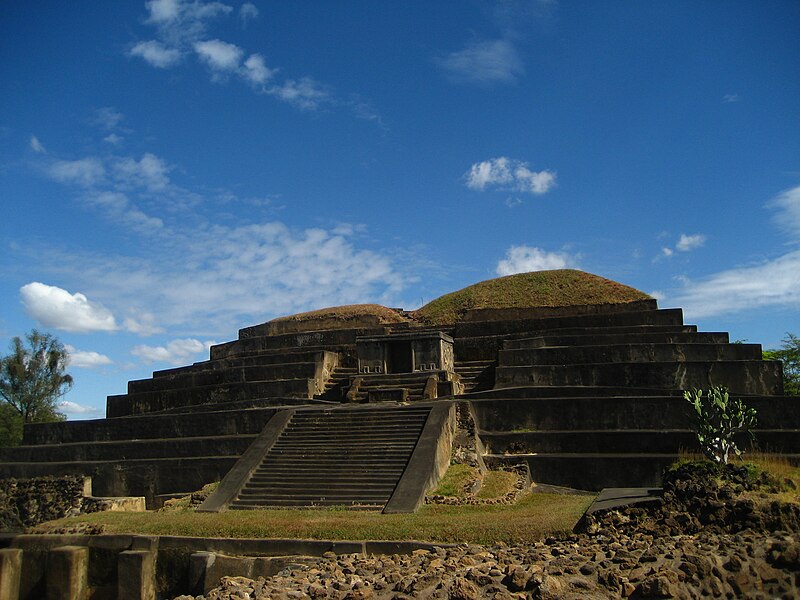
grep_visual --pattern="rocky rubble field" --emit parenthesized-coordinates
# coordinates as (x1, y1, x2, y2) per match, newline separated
(175, 462, 800, 599)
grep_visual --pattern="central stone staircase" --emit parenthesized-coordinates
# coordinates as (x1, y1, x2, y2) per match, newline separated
(227, 405, 431, 509)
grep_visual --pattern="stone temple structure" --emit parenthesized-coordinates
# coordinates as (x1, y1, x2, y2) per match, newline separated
(0, 269, 797, 512)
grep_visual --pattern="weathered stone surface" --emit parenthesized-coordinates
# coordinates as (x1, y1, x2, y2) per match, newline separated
(173, 530, 800, 599)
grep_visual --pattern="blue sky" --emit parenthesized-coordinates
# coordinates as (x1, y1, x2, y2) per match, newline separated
(1, 1, 799, 419)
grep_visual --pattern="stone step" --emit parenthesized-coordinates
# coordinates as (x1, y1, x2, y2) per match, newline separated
(271, 437, 422, 446)
(484, 452, 681, 490)
(107, 379, 315, 417)
(470, 395, 800, 432)
(152, 350, 334, 378)
(288, 410, 430, 419)
(251, 466, 408, 477)
(266, 449, 417, 459)
(454, 308, 686, 339)
(213, 327, 373, 360)
(147, 397, 329, 415)
(479, 429, 800, 454)
(503, 331, 730, 350)
(0, 434, 255, 462)
(230, 498, 387, 510)
(277, 428, 425, 438)
(245, 474, 402, 486)
(20, 407, 277, 445)
(351, 373, 443, 386)
(241, 481, 398, 492)
(464, 386, 682, 400)
(498, 343, 762, 367)
(494, 361, 783, 396)
(129, 362, 320, 394)
(454, 324, 697, 362)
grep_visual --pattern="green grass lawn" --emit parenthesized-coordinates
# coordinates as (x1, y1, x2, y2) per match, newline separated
(35, 492, 593, 545)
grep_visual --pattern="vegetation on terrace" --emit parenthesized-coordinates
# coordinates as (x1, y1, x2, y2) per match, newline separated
(28, 455, 799, 543)
(412, 269, 652, 325)
(269, 304, 410, 325)
(33, 493, 592, 544)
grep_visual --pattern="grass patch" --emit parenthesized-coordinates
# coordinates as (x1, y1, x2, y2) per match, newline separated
(431, 464, 477, 498)
(476, 471, 518, 499)
(270, 304, 409, 325)
(35, 493, 593, 545)
(412, 270, 650, 325)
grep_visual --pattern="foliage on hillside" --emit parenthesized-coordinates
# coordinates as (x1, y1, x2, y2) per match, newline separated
(413, 270, 651, 325)
(763, 333, 800, 396)
(270, 304, 410, 325)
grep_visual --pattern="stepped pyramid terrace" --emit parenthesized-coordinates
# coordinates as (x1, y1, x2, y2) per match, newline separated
(1, 269, 797, 513)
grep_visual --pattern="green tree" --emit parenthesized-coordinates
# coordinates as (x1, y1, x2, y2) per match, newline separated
(0, 330, 72, 431)
(763, 333, 800, 396)
(0, 403, 23, 447)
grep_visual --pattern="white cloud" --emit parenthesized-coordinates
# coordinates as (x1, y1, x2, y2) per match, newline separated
(242, 53, 274, 85)
(104, 134, 124, 145)
(92, 107, 125, 131)
(514, 165, 557, 195)
(723, 93, 740, 103)
(239, 2, 258, 24)
(48, 158, 105, 187)
(668, 185, 800, 317)
(64, 345, 113, 369)
(145, 0, 182, 23)
(194, 38, 243, 73)
(437, 39, 523, 85)
(670, 250, 800, 319)
(113, 153, 171, 191)
(466, 157, 556, 195)
(129, 40, 183, 68)
(676, 233, 706, 252)
(268, 78, 330, 110)
(32, 220, 407, 336)
(769, 185, 800, 240)
(30, 136, 46, 153)
(123, 313, 163, 336)
(129, 0, 364, 116)
(57, 401, 102, 416)
(83, 191, 164, 234)
(131, 338, 214, 365)
(20, 282, 118, 333)
(145, 0, 232, 33)
(496, 246, 578, 276)
(658, 233, 706, 259)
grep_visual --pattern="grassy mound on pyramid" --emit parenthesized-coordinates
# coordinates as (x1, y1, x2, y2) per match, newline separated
(412, 269, 651, 325)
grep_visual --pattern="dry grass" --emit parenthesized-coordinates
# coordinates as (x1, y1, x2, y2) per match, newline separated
(477, 471, 519, 499)
(270, 304, 409, 325)
(34, 493, 593, 545)
(412, 270, 651, 325)
(674, 451, 800, 504)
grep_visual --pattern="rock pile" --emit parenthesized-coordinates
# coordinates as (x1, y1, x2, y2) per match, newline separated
(178, 463, 800, 599)
(0, 475, 86, 531)
(174, 531, 799, 599)
(581, 461, 800, 538)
